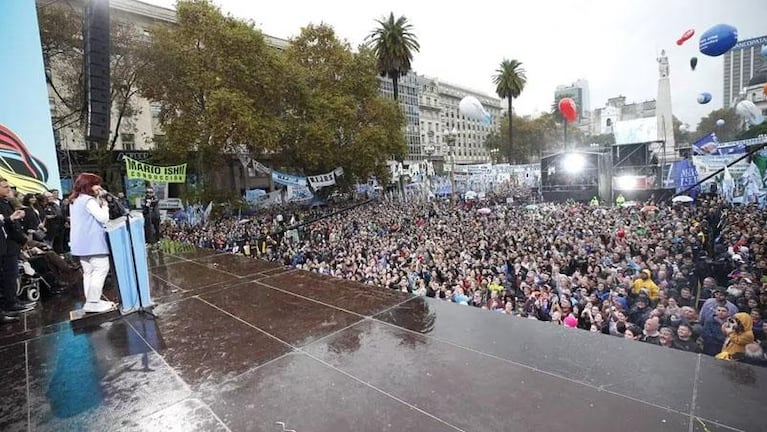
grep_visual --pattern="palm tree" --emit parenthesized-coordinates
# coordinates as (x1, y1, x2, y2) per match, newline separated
(493, 59, 527, 163)
(366, 13, 420, 101)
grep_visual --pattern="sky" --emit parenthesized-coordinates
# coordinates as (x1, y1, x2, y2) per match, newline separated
(0, 0, 61, 192)
(143, 0, 767, 129)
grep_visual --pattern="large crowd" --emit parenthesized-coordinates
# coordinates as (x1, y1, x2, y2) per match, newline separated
(161, 191, 767, 366)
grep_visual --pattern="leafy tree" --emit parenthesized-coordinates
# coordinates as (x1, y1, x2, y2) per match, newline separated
(493, 59, 527, 163)
(736, 121, 767, 140)
(672, 115, 692, 146)
(366, 13, 420, 101)
(138, 0, 291, 192)
(484, 113, 562, 164)
(280, 24, 406, 188)
(37, 2, 149, 189)
(695, 108, 742, 143)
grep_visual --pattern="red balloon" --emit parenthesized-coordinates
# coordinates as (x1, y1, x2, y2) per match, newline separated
(676, 28, 695, 46)
(558, 98, 578, 123)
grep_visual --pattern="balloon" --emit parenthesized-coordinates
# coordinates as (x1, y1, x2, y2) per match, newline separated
(558, 97, 578, 123)
(676, 29, 695, 46)
(699, 24, 738, 57)
(458, 96, 492, 125)
(697, 92, 712, 104)
(736, 100, 766, 126)
(690, 57, 698, 71)
(716, 119, 725, 127)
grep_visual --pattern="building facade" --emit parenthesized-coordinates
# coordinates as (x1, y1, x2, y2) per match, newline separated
(723, 35, 767, 108)
(378, 72, 422, 161)
(591, 96, 656, 136)
(43, 0, 290, 158)
(554, 79, 590, 123)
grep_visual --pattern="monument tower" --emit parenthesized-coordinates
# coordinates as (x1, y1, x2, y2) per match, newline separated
(656, 50, 676, 160)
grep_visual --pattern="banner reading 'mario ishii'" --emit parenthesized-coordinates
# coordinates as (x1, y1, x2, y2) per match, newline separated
(125, 157, 187, 183)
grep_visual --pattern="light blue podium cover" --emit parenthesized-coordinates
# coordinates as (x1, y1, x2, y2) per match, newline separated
(105, 211, 152, 312)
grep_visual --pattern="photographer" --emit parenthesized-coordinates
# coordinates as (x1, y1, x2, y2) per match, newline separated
(141, 187, 160, 244)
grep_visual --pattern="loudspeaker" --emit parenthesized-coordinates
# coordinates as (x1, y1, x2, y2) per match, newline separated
(84, 0, 111, 144)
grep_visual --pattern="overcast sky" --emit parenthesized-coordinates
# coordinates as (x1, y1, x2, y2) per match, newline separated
(144, 0, 766, 129)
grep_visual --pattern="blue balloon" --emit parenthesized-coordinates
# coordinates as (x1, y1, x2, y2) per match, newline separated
(699, 24, 738, 57)
(697, 92, 712, 104)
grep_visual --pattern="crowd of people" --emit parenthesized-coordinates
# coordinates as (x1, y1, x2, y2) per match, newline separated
(0, 180, 71, 322)
(162, 191, 767, 365)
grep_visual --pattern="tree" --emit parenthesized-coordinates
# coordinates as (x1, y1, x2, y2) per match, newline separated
(484, 113, 561, 164)
(37, 1, 150, 189)
(695, 108, 742, 143)
(672, 115, 692, 146)
(493, 59, 527, 163)
(366, 13, 420, 102)
(280, 24, 406, 187)
(138, 0, 291, 192)
(737, 122, 767, 140)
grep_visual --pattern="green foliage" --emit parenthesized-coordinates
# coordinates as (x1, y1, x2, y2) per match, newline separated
(280, 25, 406, 184)
(492, 59, 526, 163)
(695, 108, 742, 143)
(138, 0, 291, 186)
(366, 13, 420, 101)
(737, 122, 767, 140)
(38, 2, 149, 190)
(673, 116, 692, 145)
(484, 113, 563, 163)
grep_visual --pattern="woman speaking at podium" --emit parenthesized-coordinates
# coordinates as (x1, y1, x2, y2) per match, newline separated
(69, 173, 115, 313)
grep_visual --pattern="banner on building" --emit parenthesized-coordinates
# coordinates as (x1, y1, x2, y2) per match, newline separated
(125, 157, 187, 183)
(0, 1, 61, 194)
(271, 170, 307, 188)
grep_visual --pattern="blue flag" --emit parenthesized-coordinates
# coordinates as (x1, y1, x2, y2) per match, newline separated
(671, 159, 700, 196)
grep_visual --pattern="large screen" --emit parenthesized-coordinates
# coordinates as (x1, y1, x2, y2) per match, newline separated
(613, 117, 658, 146)
(0, 0, 61, 194)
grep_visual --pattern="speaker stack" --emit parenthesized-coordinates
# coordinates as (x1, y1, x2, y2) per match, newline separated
(84, 0, 111, 146)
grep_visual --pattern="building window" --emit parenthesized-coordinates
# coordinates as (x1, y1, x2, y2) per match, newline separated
(121, 133, 136, 150)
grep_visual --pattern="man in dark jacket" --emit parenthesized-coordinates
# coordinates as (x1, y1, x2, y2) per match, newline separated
(141, 187, 161, 244)
(0, 179, 37, 319)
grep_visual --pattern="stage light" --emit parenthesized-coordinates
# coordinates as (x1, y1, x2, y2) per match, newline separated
(562, 152, 586, 174)
(615, 175, 638, 190)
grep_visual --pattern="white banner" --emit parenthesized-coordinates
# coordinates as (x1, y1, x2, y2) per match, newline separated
(286, 185, 313, 202)
(307, 172, 336, 190)
(692, 155, 749, 190)
(252, 160, 271, 175)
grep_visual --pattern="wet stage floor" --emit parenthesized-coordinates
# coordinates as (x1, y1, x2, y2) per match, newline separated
(0, 248, 764, 431)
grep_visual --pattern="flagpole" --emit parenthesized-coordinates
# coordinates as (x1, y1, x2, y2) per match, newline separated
(674, 142, 767, 198)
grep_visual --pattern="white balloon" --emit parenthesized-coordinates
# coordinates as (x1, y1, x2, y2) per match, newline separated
(736, 100, 766, 126)
(459, 96, 492, 125)
(716, 119, 725, 127)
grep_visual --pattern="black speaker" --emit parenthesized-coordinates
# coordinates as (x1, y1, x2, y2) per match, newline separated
(84, 0, 111, 144)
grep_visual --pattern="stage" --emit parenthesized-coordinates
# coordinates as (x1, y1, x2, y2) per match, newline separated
(0, 248, 763, 432)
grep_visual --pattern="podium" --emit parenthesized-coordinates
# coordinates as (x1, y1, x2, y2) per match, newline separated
(105, 211, 152, 313)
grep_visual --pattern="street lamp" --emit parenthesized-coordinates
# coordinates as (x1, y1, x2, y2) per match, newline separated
(424, 145, 435, 201)
(443, 127, 458, 202)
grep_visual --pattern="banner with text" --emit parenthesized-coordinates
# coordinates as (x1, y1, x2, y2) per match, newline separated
(271, 170, 307, 188)
(124, 157, 187, 183)
(307, 172, 336, 190)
